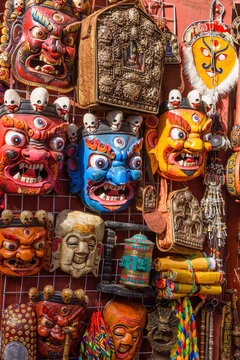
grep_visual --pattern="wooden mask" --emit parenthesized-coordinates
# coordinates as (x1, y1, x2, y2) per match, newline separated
(182, 0, 238, 99)
(1, 303, 37, 360)
(103, 299, 147, 360)
(0, 0, 93, 92)
(0, 210, 53, 276)
(0, 89, 68, 195)
(35, 287, 87, 358)
(51, 210, 104, 278)
(144, 90, 212, 181)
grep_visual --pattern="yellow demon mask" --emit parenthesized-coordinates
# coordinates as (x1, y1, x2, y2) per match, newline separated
(144, 90, 212, 181)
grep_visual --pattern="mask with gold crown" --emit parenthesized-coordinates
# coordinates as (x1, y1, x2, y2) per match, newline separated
(144, 89, 212, 181)
(0, 209, 53, 276)
(0, 0, 92, 92)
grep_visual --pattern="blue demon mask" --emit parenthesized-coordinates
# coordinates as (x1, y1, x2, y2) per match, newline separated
(67, 114, 143, 212)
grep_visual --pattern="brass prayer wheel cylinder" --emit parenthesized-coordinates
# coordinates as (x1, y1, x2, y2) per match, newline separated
(119, 233, 154, 288)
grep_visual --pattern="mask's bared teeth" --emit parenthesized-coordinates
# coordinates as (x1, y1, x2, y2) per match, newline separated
(100, 193, 106, 200)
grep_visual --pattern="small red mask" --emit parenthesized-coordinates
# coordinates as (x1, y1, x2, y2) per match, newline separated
(35, 291, 86, 358)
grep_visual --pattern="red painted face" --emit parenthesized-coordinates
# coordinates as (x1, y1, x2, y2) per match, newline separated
(11, 6, 80, 92)
(36, 301, 85, 358)
(0, 111, 67, 195)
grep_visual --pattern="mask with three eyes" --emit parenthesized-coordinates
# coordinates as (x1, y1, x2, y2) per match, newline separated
(67, 112, 143, 212)
(182, 1, 238, 99)
(34, 288, 87, 358)
(0, 210, 53, 276)
(0, 0, 93, 91)
(0, 89, 68, 195)
(144, 91, 212, 181)
(51, 210, 104, 278)
(103, 299, 147, 360)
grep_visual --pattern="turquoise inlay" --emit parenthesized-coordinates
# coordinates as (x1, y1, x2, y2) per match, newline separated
(31, 8, 53, 32)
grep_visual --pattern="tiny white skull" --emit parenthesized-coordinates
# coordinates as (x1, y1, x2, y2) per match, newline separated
(67, 123, 78, 143)
(72, 0, 83, 11)
(187, 90, 201, 109)
(127, 114, 143, 133)
(30, 87, 49, 112)
(54, 96, 71, 120)
(168, 89, 182, 108)
(4, 89, 21, 113)
(83, 113, 98, 133)
(106, 110, 123, 131)
(202, 95, 213, 113)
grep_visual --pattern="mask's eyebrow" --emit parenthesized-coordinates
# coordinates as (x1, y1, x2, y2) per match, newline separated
(31, 8, 53, 32)
(63, 22, 81, 35)
(168, 112, 191, 133)
(85, 138, 116, 159)
(127, 138, 143, 157)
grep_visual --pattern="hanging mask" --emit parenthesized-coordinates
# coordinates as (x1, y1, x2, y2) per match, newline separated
(51, 210, 104, 278)
(67, 111, 143, 212)
(1, 302, 37, 360)
(0, 210, 53, 276)
(182, 0, 238, 100)
(144, 90, 212, 181)
(103, 299, 147, 360)
(0, 89, 68, 195)
(0, 0, 91, 92)
(35, 286, 87, 359)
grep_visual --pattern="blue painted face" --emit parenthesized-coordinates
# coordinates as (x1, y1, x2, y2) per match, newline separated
(67, 132, 143, 212)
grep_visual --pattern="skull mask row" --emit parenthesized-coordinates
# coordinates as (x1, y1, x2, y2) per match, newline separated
(0, 89, 69, 195)
(67, 110, 143, 212)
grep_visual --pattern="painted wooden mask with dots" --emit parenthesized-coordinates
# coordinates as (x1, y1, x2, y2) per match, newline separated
(0, 210, 53, 276)
(0, 89, 69, 195)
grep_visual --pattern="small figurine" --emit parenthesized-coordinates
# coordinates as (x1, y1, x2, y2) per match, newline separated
(30, 87, 49, 112)
(83, 113, 99, 133)
(4, 89, 21, 112)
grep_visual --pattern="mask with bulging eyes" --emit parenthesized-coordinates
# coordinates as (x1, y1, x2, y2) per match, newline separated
(51, 210, 104, 278)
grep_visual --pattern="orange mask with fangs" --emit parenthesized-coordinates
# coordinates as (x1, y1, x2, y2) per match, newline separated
(144, 96, 212, 181)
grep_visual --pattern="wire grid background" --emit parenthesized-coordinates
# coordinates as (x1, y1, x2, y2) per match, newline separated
(0, 0, 179, 359)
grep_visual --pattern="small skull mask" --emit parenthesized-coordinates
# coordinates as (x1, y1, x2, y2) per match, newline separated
(106, 110, 123, 131)
(187, 90, 201, 109)
(62, 288, 73, 303)
(67, 124, 78, 143)
(43, 285, 55, 300)
(28, 287, 39, 302)
(168, 89, 182, 108)
(1, 209, 13, 225)
(126, 114, 143, 133)
(30, 88, 49, 112)
(20, 210, 33, 225)
(83, 113, 99, 133)
(4, 89, 21, 113)
(54, 96, 71, 120)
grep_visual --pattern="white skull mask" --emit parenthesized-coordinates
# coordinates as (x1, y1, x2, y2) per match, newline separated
(72, 0, 83, 11)
(54, 96, 71, 120)
(187, 90, 201, 109)
(4, 89, 21, 113)
(127, 114, 143, 133)
(83, 113, 98, 133)
(202, 95, 213, 113)
(67, 124, 78, 143)
(30, 87, 49, 112)
(168, 89, 182, 108)
(106, 110, 123, 131)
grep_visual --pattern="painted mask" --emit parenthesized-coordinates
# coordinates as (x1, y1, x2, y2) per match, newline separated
(35, 287, 87, 358)
(1, 303, 37, 360)
(67, 111, 143, 212)
(0, 0, 92, 92)
(0, 89, 68, 195)
(51, 210, 104, 278)
(183, 0, 238, 99)
(103, 299, 147, 360)
(144, 90, 212, 181)
(0, 210, 53, 276)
